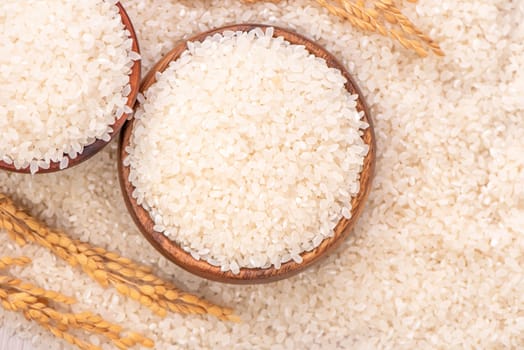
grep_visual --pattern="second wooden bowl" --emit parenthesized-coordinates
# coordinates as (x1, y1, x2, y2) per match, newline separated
(118, 24, 376, 284)
(0, 2, 141, 174)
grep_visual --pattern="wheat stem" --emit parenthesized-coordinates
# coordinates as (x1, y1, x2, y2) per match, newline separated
(243, 0, 443, 57)
(0, 193, 237, 322)
(0, 266, 153, 350)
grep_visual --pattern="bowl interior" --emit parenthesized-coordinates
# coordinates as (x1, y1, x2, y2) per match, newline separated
(0, 2, 141, 174)
(118, 24, 376, 284)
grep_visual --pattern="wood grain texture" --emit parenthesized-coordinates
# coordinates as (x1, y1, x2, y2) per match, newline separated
(118, 24, 376, 284)
(0, 2, 141, 174)
(0, 327, 33, 350)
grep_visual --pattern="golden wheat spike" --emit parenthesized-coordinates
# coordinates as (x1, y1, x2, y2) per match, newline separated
(240, 0, 442, 56)
(0, 270, 154, 350)
(0, 193, 237, 321)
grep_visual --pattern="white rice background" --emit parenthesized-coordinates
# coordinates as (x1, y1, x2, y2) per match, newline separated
(0, 0, 523, 349)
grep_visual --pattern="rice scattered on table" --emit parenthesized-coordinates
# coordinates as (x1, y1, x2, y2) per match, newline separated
(0, 0, 523, 349)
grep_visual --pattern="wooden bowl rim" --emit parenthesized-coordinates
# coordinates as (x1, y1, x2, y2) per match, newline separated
(0, 2, 141, 174)
(118, 24, 376, 284)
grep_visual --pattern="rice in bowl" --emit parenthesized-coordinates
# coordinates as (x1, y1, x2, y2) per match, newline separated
(125, 27, 370, 274)
(0, 0, 140, 174)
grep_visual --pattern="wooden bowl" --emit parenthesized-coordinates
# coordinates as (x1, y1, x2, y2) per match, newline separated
(0, 2, 141, 174)
(118, 24, 376, 284)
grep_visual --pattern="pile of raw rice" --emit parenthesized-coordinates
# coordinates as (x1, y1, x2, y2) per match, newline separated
(0, 0, 137, 173)
(126, 28, 369, 273)
(0, 0, 523, 349)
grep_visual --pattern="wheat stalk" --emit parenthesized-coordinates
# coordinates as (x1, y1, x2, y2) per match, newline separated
(243, 0, 443, 57)
(0, 256, 31, 270)
(0, 193, 238, 322)
(0, 258, 153, 350)
(373, 0, 443, 56)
